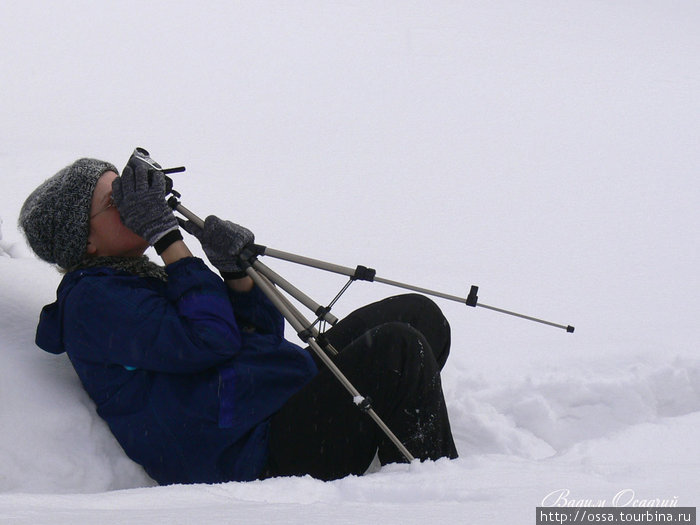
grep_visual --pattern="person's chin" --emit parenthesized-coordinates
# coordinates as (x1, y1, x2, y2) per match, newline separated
(133, 243, 150, 256)
(122, 239, 150, 257)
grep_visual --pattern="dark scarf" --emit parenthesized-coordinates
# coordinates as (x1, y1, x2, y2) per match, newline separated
(67, 255, 168, 282)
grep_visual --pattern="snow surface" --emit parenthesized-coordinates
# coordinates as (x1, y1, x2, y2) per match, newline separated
(1, 1, 698, 523)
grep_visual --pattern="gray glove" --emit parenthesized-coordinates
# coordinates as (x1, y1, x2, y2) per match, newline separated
(112, 163, 179, 248)
(180, 215, 254, 278)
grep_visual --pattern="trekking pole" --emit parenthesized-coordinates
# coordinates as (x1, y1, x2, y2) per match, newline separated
(249, 246, 575, 334)
(171, 198, 573, 333)
(165, 193, 415, 463)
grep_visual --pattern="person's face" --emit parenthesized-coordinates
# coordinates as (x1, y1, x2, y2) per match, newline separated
(86, 171, 149, 258)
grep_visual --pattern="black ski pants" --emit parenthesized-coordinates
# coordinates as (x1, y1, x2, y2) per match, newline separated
(261, 294, 458, 481)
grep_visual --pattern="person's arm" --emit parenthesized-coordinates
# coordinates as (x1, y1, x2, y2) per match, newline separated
(65, 258, 243, 374)
(225, 275, 254, 293)
(227, 281, 286, 337)
(178, 216, 284, 332)
(97, 155, 244, 372)
(160, 239, 194, 265)
(180, 215, 256, 294)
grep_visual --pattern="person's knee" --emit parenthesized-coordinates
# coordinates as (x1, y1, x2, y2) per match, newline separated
(391, 294, 449, 328)
(365, 321, 437, 371)
(386, 293, 434, 312)
(394, 294, 451, 359)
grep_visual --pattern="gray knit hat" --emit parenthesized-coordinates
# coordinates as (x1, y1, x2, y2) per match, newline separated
(19, 158, 118, 269)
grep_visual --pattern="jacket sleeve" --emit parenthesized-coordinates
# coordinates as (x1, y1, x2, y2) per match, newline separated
(64, 257, 242, 374)
(227, 284, 285, 337)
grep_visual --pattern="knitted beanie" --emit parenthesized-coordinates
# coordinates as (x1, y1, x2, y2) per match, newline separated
(19, 158, 118, 269)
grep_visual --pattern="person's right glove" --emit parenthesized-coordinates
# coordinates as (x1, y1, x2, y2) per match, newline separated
(180, 215, 254, 279)
(112, 160, 180, 253)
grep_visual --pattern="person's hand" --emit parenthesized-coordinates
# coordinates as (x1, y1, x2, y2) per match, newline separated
(180, 215, 254, 279)
(112, 162, 179, 248)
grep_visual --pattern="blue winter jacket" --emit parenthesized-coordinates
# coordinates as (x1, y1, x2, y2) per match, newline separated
(35, 257, 317, 485)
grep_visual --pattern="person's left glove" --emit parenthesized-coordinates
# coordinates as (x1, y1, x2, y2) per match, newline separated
(180, 215, 254, 279)
(112, 162, 181, 254)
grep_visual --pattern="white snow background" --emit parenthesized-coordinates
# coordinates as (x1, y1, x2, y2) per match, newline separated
(0, 1, 698, 523)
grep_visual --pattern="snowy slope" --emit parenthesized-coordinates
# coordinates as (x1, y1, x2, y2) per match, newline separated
(1, 1, 699, 523)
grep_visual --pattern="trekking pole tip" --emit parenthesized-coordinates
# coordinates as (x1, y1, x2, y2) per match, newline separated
(567, 325, 575, 333)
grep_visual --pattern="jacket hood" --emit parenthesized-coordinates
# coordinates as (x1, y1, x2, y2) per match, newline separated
(36, 301, 66, 354)
(36, 267, 113, 355)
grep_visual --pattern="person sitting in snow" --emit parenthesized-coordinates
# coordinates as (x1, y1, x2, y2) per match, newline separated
(18, 153, 458, 485)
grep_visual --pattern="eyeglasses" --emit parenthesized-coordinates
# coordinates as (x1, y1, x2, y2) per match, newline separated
(90, 195, 116, 219)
